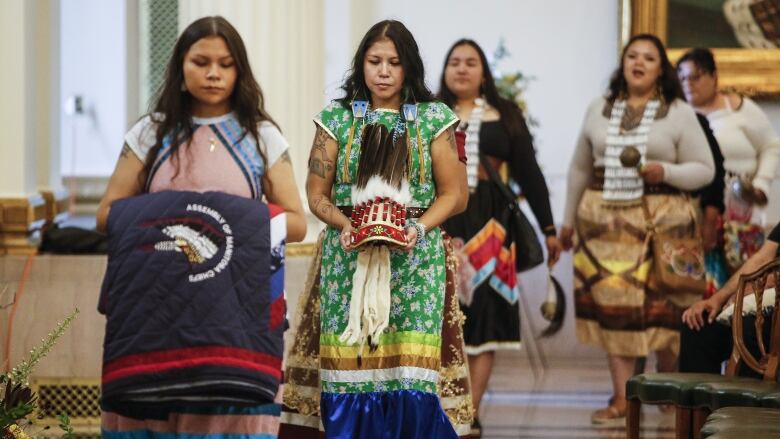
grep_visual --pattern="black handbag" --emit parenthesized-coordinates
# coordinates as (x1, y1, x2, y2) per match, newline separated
(40, 224, 108, 254)
(479, 154, 544, 272)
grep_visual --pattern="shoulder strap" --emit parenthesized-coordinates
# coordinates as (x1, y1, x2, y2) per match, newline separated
(479, 153, 517, 207)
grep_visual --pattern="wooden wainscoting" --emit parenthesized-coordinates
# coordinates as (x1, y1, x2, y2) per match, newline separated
(0, 194, 47, 255)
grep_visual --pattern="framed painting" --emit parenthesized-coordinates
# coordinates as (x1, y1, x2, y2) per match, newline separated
(622, 0, 780, 99)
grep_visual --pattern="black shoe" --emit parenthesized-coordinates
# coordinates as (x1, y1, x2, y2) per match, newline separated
(470, 418, 482, 438)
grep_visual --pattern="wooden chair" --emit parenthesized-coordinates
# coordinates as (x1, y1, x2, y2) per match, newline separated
(688, 259, 780, 436)
(627, 258, 780, 439)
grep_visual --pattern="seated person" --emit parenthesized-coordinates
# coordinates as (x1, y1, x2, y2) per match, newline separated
(679, 221, 780, 378)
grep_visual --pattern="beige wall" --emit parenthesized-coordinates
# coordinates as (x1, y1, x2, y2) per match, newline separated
(0, 255, 106, 378)
(0, 1, 32, 197)
(33, 1, 59, 191)
(0, 0, 59, 197)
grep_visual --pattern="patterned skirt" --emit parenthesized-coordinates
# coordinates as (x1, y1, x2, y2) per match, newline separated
(279, 232, 473, 438)
(574, 189, 701, 357)
(703, 180, 765, 294)
(101, 403, 280, 439)
(704, 249, 729, 298)
(443, 181, 522, 354)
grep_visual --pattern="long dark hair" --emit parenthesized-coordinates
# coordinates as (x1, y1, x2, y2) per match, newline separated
(437, 38, 527, 141)
(338, 20, 434, 107)
(143, 16, 276, 184)
(606, 33, 684, 103)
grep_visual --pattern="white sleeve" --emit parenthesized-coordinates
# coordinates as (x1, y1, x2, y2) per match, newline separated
(259, 121, 290, 168)
(124, 115, 159, 162)
(740, 98, 780, 194)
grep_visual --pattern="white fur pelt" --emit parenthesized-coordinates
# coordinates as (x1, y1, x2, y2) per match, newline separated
(365, 246, 391, 342)
(339, 245, 392, 350)
(717, 287, 776, 325)
(352, 175, 411, 206)
(340, 249, 372, 347)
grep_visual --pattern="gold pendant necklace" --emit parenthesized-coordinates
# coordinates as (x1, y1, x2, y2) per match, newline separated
(209, 137, 216, 152)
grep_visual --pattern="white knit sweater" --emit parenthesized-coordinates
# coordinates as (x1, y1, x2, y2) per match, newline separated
(706, 96, 780, 195)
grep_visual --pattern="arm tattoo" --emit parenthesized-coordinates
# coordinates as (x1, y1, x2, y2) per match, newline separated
(308, 128, 334, 179)
(445, 127, 457, 152)
(120, 144, 132, 159)
(311, 194, 334, 218)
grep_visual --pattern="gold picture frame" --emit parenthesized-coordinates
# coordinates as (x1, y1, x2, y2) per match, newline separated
(622, 0, 780, 99)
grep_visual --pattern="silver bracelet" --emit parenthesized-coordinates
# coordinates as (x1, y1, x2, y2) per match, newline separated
(406, 221, 426, 245)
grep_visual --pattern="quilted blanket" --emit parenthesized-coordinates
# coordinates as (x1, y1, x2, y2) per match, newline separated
(98, 190, 286, 412)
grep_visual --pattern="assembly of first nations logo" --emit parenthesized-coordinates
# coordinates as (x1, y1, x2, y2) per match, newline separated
(141, 203, 234, 283)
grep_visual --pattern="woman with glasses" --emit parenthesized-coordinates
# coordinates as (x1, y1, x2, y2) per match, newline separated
(677, 48, 780, 374)
(677, 49, 780, 288)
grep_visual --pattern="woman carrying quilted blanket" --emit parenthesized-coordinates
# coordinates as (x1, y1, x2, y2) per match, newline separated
(96, 16, 305, 439)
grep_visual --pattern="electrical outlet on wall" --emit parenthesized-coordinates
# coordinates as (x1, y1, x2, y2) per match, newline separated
(64, 95, 84, 116)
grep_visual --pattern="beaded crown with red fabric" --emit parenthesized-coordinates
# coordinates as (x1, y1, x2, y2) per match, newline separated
(349, 122, 411, 248)
(350, 195, 408, 247)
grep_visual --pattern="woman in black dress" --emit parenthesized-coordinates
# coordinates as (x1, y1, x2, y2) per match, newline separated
(438, 39, 561, 436)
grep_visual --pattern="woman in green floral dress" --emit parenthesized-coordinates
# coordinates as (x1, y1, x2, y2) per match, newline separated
(304, 20, 468, 439)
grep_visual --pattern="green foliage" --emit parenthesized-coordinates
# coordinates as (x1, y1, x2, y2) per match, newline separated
(1, 379, 36, 431)
(57, 414, 75, 439)
(1, 309, 79, 437)
(9, 309, 79, 386)
(0, 401, 35, 431)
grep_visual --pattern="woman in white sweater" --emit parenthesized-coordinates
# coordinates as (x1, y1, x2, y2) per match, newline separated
(559, 34, 715, 425)
(678, 48, 780, 273)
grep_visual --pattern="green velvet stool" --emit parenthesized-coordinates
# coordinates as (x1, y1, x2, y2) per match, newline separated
(691, 378, 780, 411)
(759, 390, 780, 408)
(626, 373, 730, 439)
(700, 406, 780, 438)
(705, 427, 780, 438)
(688, 377, 780, 436)
(627, 373, 731, 406)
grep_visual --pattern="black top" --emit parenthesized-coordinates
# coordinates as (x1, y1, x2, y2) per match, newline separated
(480, 119, 555, 235)
(769, 222, 780, 245)
(694, 113, 726, 213)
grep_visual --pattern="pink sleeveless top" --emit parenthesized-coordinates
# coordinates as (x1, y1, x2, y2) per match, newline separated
(124, 112, 288, 200)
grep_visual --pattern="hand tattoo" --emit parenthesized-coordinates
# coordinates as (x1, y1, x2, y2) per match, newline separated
(308, 128, 334, 178)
